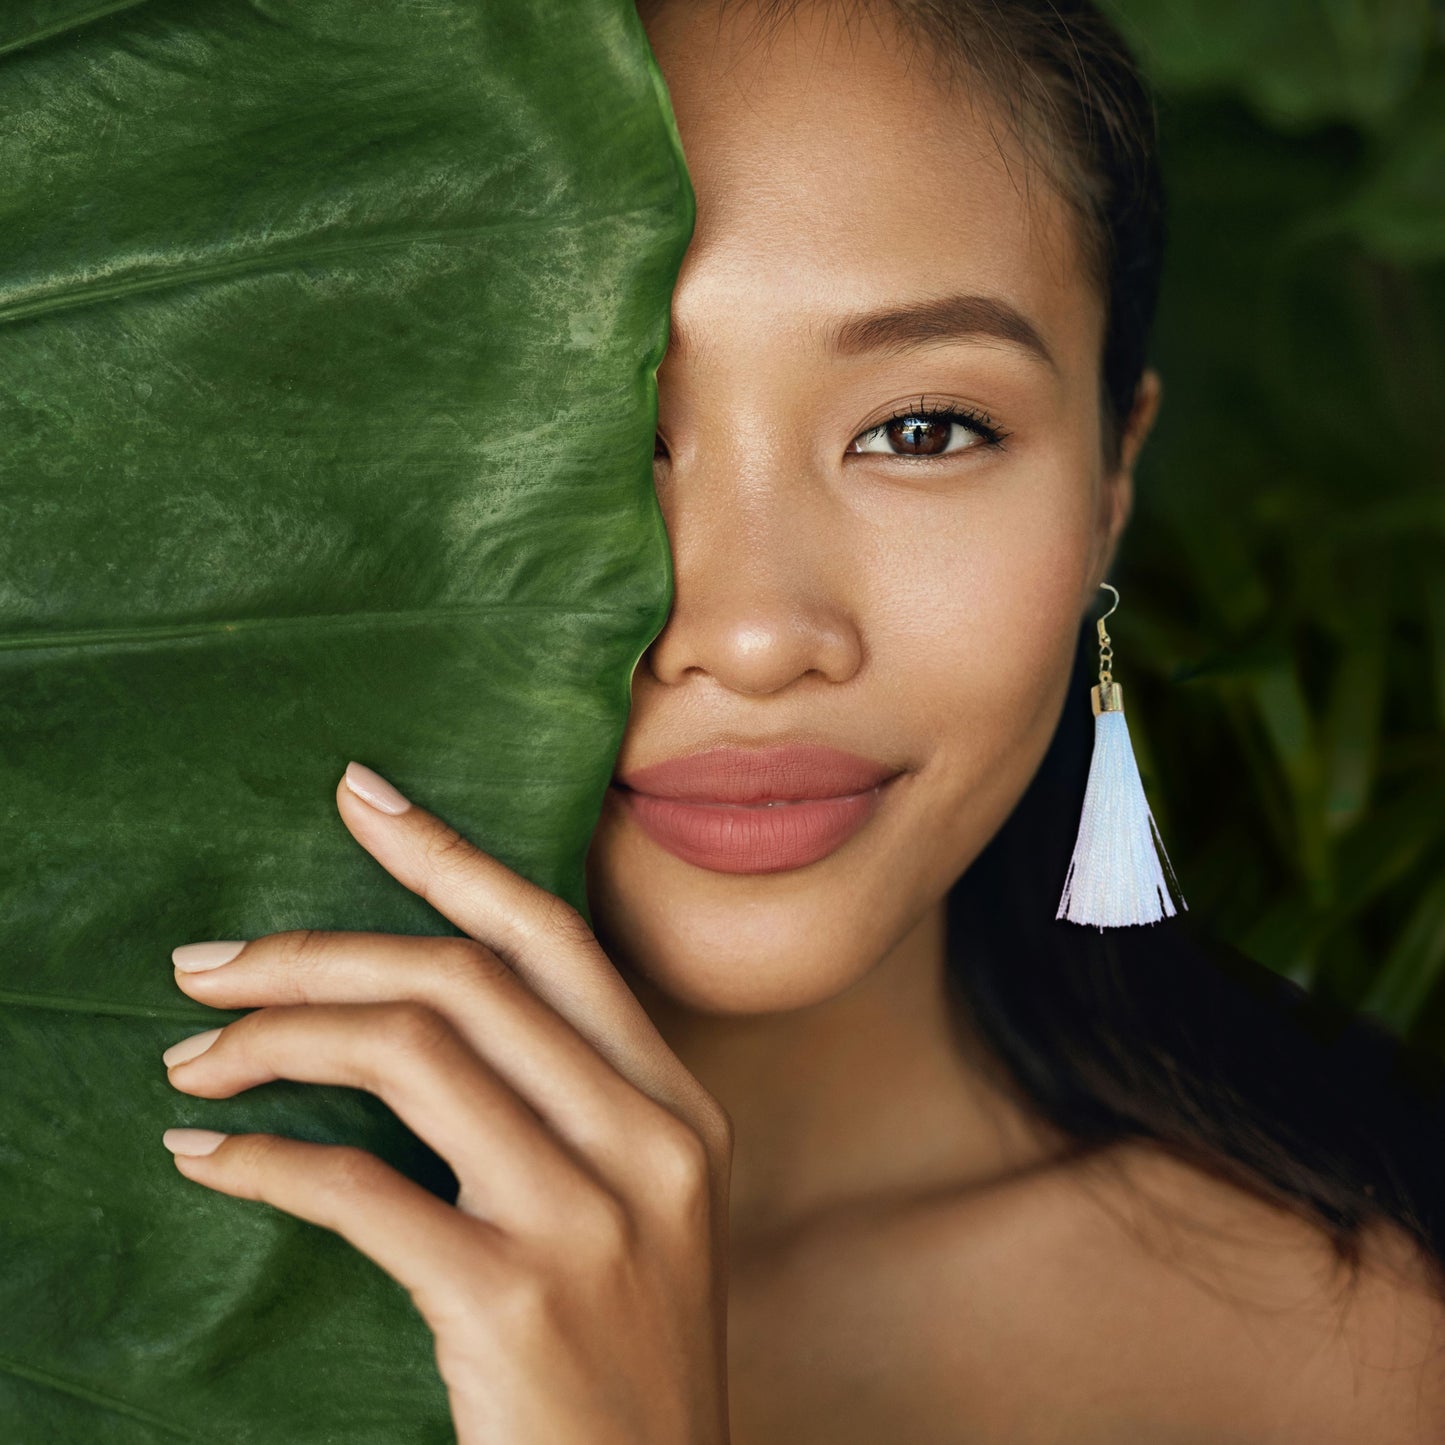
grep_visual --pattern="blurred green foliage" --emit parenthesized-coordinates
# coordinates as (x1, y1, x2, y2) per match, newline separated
(1095, 1, 1445, 1051)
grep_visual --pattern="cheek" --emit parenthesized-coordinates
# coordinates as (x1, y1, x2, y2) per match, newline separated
(861, 465, 1091, 896)
(869, 458, 1094, 728)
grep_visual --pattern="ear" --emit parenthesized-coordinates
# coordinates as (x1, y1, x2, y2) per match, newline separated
(1089, 366, 1163, 600)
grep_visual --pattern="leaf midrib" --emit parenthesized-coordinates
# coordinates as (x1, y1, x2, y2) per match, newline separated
(0, 605, 656, 654)
(0, 204, 676, 327)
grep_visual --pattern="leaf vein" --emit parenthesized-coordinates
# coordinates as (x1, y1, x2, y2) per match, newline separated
(0, 204, 674, 327)
(0, 989, 230, 1022)
(0, 604, 654, 654)
(0, 1348, 200, 1440)
(0, 0, 157, 61)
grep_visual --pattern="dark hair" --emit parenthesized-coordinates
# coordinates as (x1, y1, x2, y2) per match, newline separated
(648, 0, 1445, 1308)
(952, 622, 1445, 1311)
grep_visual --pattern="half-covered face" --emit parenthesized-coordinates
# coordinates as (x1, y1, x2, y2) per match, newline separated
(585, 0, 1145, 1016)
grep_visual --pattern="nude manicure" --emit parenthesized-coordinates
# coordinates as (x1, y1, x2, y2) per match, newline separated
(162, 1027, 223, 1068)
(343, 760, 412, 815)
(163, 1128, 229, 1157)
(173, 940, 247, 972)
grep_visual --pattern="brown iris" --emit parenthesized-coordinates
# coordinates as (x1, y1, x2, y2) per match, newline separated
(855, 415, 955, 456)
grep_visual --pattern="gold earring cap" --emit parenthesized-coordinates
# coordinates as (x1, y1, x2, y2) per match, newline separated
(1091, 681, 1124, 715)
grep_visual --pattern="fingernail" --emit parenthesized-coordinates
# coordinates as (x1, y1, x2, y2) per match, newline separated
(163, 1127, 229, 1156)
(163, 1027, 224, 1068)
(343, 761, 412, 815)
(173, 940, 247, 972)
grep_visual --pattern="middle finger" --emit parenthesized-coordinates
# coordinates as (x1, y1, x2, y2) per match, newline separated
(164, 998, 595, 1236)
(172, 930, 677, 1191)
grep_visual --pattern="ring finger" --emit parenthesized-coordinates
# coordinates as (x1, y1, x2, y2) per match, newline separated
(164, 999, 596, 1237)
(174, 930, 673, 1193)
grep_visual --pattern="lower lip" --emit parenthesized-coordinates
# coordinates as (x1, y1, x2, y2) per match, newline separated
(613, 776, 901, 874)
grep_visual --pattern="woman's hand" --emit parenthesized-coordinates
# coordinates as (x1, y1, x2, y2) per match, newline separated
(160, 761, 733, 1445)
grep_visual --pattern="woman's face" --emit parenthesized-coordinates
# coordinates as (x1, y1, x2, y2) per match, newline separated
(585, 0, 1152, 1015)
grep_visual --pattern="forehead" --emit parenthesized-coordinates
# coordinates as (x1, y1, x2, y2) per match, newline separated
(641, 0, 1100, 373)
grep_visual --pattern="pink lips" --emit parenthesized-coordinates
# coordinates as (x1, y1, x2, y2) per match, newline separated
(611, 744, 904, 875)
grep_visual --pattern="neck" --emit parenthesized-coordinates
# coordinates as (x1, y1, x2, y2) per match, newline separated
(619, 900, 1065, 1253)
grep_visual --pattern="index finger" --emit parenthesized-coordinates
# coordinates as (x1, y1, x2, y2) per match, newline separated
(338, 764, 591, 962)
(334, 763, 714, 1122)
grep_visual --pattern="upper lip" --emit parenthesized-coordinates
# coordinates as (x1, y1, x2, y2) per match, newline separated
(613, 744, 904, 803)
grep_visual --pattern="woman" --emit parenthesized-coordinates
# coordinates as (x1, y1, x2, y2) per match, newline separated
(158, 0, 1445, 1439)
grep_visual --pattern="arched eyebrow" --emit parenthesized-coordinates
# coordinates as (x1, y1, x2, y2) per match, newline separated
(823, 292, 1059, 373)
(665, 291, 1058, 374)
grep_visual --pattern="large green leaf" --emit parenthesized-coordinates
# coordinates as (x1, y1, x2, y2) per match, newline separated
(0, 1, 691, 1438)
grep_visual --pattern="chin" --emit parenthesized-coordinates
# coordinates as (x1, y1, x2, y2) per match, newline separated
(585, 807, 904, 1016)
(597, 900, 880, 1016)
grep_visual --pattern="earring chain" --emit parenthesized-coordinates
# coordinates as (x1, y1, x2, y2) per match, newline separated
(1097, 581, 1118, 684)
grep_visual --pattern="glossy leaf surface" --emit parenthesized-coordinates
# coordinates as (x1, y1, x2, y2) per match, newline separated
(0, 1, 691, 1437)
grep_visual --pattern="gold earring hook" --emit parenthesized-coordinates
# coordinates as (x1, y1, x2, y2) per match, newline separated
(1095, 583, 1118, 696)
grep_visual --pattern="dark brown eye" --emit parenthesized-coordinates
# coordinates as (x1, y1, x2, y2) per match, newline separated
(850, 416, 966, 457)
(882, 416, 952, 455)
(849, 404, 1004, 459)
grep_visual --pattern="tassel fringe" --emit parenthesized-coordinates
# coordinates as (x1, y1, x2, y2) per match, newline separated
(1057, 708, 1187, 930)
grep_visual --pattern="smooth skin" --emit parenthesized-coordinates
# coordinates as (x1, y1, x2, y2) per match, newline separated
(164, 1, 1445, 1441)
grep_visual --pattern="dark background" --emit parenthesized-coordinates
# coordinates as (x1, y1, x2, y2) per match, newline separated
(1096, 1, 1445, 1051)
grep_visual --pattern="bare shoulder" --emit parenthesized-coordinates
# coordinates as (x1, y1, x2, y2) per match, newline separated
(728, 1140, 1445, 1445)
(975, 1139, 1445, 1443)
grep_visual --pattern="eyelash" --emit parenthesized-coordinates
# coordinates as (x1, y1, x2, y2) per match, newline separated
(652, 397, 1011, 460)
(853, 397, 1011, 458)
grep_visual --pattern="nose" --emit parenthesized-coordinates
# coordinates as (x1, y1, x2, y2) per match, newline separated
(640, 444, 865, 697)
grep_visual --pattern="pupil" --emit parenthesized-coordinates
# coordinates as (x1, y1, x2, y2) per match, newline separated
(890, 416, 950, 455)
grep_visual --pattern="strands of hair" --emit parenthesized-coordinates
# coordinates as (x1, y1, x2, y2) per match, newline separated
(952, 622, 1445, 1312)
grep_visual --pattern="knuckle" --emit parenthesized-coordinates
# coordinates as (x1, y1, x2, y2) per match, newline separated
(420, 1227, 508, 1334)
(572, 1185, 633, 1259)
(273, 928, 329, 972)
(318, 1146, 391, 1213)
(224, 1131, 283, 1174)
(420, 826, 476, 888)
(697, 1097, 735, 1158)
(380, 999, 456, 1059)
(644, 1110, 713, 1201)
(531, 895, 590, 950)
(486, 1255, 561, 1336)
(430, 936, 510, 993)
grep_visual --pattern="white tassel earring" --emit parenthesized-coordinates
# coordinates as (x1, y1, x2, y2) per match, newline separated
(1056, 581, 1187, 929)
